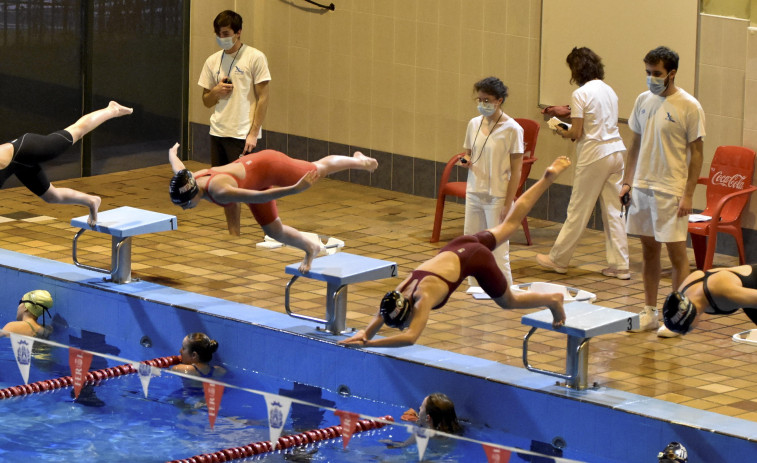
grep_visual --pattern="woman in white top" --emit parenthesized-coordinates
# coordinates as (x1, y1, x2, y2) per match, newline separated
(460, 77, 524, 285)
(536, 47, 629, 278)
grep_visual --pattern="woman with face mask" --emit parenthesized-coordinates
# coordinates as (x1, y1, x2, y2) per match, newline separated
(457, 77, 523, 287)
(536, 47, 630, 280)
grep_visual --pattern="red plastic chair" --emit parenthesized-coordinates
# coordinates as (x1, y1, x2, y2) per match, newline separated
(688, 145, 757, 270)
(430, 118, 539, 243)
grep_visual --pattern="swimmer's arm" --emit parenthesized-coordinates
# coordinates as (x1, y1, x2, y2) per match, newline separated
(168, 143, 186, 174)
(363, 303, 430, 348)
(224, 204, 241, 236)
(211, 170, 320, 204)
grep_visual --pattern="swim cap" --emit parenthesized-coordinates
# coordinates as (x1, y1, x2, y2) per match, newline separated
(657, 441, 687, 462)
(169, 169, 198, 205)
(662, 291, 697, 334)
(20, 290, 53, 318)
(380, 291, 411, 328)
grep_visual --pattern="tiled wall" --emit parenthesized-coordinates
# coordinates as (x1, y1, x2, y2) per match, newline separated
(188, 5, 757, 257)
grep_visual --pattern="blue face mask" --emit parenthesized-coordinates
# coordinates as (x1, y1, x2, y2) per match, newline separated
(216, 35, 235, 51)
(477, 102, 497, 117)
(647, 75, 668, 95)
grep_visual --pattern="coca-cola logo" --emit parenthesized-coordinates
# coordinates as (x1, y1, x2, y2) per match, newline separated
(711, 170, 747, 189)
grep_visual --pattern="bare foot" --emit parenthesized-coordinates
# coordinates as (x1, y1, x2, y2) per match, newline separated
(549, 294, 566, 329)
(298, 242, 325, 274)
(108, 101, 133, 117)
(353, 151, 378, 172)
(87, 195, 101, 227)
(169, 142, 179, 158)
(545, 156, 571, 180)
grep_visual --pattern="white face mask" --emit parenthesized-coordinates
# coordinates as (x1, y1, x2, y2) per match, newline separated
(647, 75, 668, 96)
(477, 102, 497, 117)
(216, 35, 235, 51)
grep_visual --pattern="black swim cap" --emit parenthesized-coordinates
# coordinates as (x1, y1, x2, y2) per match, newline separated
(169, 169, 198, 205)
(662, 292, 697, 334)
(380, 291, 411, 328)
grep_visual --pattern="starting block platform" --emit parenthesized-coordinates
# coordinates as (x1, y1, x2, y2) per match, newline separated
(71, 206, 177, 283)
(284, 253, 397, 335)
(522, 302, 639, 390)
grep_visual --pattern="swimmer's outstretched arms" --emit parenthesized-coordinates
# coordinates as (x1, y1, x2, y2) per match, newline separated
(340, 157, 570, 348)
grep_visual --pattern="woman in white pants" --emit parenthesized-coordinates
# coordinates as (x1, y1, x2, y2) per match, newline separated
(460, 77, 524, 286)
(536, 47, 630, 278)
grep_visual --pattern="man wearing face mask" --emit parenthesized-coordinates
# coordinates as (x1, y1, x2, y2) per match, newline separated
(198, 10, 271, 235)
(621, 46, 705, 338)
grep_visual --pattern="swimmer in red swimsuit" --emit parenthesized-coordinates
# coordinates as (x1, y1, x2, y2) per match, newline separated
(340, 157, 571, 348)
(167, 143, 378, 272)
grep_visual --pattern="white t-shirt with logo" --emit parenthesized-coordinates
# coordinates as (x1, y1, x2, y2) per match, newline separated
(628, 88, 705, 196)
(571, 79, 626, 168)
(463, 116, 524, 198)
(198, 45, 271, 139)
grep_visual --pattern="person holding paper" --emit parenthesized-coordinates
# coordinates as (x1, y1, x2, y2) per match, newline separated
(338, 158, 570, 348)
(621, 46, 705, 337)
(536, 47, 629, 279)
(167, 143, 377, 273)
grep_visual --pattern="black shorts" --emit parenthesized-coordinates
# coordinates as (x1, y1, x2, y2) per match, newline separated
(1, 130, 73, 196)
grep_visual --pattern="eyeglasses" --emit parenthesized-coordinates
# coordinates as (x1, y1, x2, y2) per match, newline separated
(474, 97, 498, 104)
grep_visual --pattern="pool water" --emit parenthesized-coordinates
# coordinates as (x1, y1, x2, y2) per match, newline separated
(0, 338, 583, 462)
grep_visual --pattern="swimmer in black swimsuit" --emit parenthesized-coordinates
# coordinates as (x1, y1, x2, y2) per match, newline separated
(0, 101, 133, 226)
(171, 332, 226, 379)
(339, 157, 571, 348)
(662, 264, 757, 335)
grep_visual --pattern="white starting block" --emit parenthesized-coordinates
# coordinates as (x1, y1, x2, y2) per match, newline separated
(521, 302, 639, 390)
(71, 206, 177, 284)
(284, 253, 397, 335)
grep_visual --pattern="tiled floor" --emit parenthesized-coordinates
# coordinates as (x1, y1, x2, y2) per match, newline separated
(3, 161, 757, 421)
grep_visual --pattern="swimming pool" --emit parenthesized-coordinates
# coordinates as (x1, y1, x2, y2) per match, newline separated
(1, 248, 756, 461)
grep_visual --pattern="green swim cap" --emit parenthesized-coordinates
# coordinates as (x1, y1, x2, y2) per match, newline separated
(21, 290, 53, 318)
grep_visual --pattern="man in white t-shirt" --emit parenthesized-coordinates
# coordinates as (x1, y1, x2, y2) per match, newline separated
(621, 46, 705, 338)
(198, 10, 271, 234)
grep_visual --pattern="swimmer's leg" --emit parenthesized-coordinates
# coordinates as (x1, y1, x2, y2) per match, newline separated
(64, 101, 133, 143)
(489, 156, 571, 246)
(261, 218, 325, 273)
(40, 184, 101, 226)
(312, 151, 378, 176)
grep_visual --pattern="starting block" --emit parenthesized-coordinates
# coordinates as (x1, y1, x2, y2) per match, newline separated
(521, 302, 639, 390)
(284, 253, 397, 335)
(71, 206, 177, 283)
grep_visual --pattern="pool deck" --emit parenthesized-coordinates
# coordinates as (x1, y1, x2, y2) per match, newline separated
(2, 161, 757, 426)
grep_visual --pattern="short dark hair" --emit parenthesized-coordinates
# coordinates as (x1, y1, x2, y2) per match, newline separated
(473, 76, 508, 102)
(214, 10, 243, 34)
(644, 46, 679, 72)
(566, 47, 604, 86)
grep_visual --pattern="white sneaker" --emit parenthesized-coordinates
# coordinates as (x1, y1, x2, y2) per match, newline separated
(536, 254, 567, 274)
(601, 267, 631, 280)
(629, 307, 659, 332)
(656, 324, 681, 338)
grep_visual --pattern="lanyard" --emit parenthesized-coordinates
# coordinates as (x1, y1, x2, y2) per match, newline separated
(216, 44, 243, 83)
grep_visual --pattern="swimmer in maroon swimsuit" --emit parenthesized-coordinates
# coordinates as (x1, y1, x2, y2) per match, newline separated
(662, 264, 757, 336)
(340, 157, 571, 348)
(167, 143, 378, 272)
